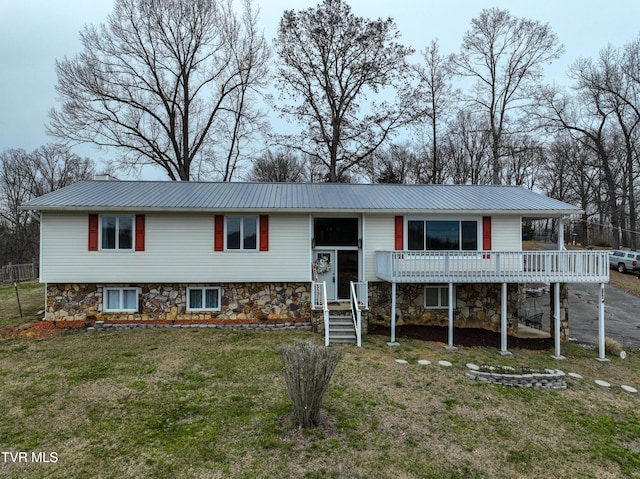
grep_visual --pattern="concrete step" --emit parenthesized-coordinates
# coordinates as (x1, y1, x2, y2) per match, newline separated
(327, 316, 356, 344)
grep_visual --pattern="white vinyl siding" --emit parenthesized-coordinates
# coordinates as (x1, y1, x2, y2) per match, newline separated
(40, 212, 310, 283)
(363, 215, 396, 282)
(491, 216, 521, 251)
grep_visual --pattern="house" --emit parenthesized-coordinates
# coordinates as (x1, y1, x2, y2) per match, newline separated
(21, 179, 610, 357)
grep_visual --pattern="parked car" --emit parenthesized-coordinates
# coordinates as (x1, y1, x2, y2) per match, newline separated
(609, 249, 640, 274)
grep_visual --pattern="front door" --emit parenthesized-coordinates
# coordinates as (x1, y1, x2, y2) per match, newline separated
(337, 250, 358, 299)
(313, 217, 360, 301)
(314, 251, 336, 300)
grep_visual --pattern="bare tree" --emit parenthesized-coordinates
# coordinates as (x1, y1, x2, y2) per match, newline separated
(0, 146, 95, 265)
(442, 111, 492, 185)
(248, 149, 306, 182)
(49, 0, 270, 181)
(450, 8, 563, 184)
(413, 40, 454, 184)
(362, 142, 422, 184)
(273, 0, 415, 182)
(536, 84, 625, 247)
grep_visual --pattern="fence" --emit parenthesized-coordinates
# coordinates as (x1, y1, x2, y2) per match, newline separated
(1, 263, 39, 284)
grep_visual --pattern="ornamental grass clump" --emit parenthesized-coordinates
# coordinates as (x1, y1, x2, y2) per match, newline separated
(279, 340, 340, 428)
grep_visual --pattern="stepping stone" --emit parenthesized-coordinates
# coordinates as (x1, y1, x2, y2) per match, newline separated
(417, 359, 431, 366)
(621, 385, 638, 394)
(466, 363, 480, 370)
(395, 359, 408, 364)
(594, 379, 610, 388)
(568, 372, 583, 379)
(438, 360, 452, 367)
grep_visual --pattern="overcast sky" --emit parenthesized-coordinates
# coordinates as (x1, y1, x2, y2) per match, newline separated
(1, 0, 640, 169)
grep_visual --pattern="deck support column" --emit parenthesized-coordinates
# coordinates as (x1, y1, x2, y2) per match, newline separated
(552, 282, 565, 360)
(387, 282, 400, 347)
(446, 282, 457, 351)
(500, 282, 511, 356)
(596, 282, 610, 362)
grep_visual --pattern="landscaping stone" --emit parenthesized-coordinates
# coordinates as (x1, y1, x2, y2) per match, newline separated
(465, 367, 567, 389)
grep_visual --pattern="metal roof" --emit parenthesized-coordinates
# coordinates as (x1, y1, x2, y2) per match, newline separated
(21, 180, 581, 217)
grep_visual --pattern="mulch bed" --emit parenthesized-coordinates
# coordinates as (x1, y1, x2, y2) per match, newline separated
(0, 320, 89, 340)
(1, 320, 553, 350)
(370, 325, 554, 350)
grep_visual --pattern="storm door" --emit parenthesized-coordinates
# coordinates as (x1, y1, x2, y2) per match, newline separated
(313, 218, 359, 300)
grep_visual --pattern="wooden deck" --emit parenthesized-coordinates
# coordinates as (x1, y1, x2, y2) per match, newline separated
(375, 250, 610, 284)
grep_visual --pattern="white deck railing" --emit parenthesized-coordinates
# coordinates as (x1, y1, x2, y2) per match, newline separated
(375, 250, 610, 283)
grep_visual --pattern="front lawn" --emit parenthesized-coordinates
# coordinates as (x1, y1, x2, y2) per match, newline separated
(0, 328, 639, 478)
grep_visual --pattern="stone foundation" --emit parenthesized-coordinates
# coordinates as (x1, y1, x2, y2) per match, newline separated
(47, 281, 531, 336)
(367, 282, 521, 335)
(46, 283, 311, 323)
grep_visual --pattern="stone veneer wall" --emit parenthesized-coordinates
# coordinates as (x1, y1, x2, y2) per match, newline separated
(367, 282, 521, 335)
(46, 281, 564, 338)
(46, 283, 311, 322)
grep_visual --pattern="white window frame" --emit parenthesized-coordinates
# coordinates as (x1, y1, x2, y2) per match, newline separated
(100, 215, 135, 251)
(187, 287, 221, 312)
(225, 216, 258, 251)
(424, 284, 454, 309)
(104, 287, 139, 312)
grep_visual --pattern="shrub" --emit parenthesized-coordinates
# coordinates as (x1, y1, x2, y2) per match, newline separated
(279, 340, 340, 428)
(604, 337, 623, 356)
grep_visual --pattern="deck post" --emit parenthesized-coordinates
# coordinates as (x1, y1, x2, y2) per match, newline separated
(500, 282, 511, 356)
(557, 218, 565, 250)
(387, 281, 399, 347)
(596, 282, 609, 362)
(446, 282, 457, 351)
(552, 282, 565, 360)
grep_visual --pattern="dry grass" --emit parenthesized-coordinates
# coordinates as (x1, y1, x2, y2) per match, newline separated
(0, 329, 639, 479)
(608, 270, 640, 297)
(0, 281, 43, 327)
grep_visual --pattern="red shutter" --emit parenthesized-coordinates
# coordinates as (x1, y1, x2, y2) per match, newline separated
(135, 214, 145, 251)
(214, 215, 224, 251)
(482, 216, 492, 258)
(88, 214, 99, 251)
(259, 215, 269, 251)
(394, 216, 404, 250)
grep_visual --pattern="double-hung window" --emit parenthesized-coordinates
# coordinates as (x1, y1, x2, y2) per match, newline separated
(424, 284, 452, 309)
(101, 215, 134, 250)
(408, 220, 478, 251)
(187, 287, 220, 311)
(104, 287, 138, 312)
(226, 216, 257, 250)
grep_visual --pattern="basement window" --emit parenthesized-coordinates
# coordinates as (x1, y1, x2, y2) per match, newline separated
(187, 287, 221, 312)
(104, 287, 138, 312)
(424, 284, 453, 309)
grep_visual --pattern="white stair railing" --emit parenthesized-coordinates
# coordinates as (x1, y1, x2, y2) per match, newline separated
(311, 280, 330, 346)
(350, 281, 366, 347)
